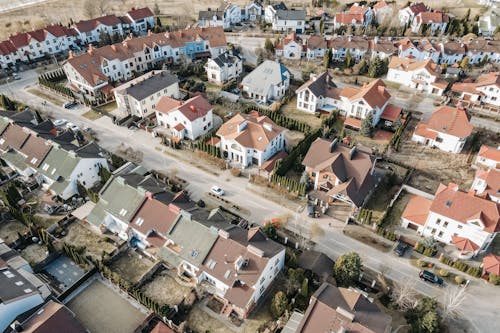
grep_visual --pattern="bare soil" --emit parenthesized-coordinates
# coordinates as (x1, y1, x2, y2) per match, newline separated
(61, 222, 117, 262)
(141, 273, 192, 306)
(343, 225, 393, 253)
(21, 243, 49, 266)
(109, 250, 156, 284)
(285, 130, 305, 149)
(0, 220, 28, 244)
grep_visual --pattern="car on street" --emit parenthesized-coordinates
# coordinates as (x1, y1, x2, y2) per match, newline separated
(393, 241, 409, 256)
(53, 119, 68, 127)
(210, 186, 225, 196)
(66, 122, 80, 132)
(63, 101, 78, 109)
(12, 73, 21, 80)
(419, 270, 444, 286)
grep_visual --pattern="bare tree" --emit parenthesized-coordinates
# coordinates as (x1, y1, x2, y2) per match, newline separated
(391, 279, 418, 311)
(83, 0, 96, 19)
(442, 286, 468, 320)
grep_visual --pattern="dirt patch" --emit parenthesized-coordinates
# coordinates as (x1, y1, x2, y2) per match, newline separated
(109, 250, 156, 284)
(285, 130, 305, 149)
(0, 220, 28, 244)
(60, 222, 117, 262)
(67, 279, 146, 333)
(344, 225, 393, 253)
(187, 304, 232, 333)
(141, 273, 192, 306)
(280, 96, 323, 130)
(345, 127, 392, 153)
(21, 243, 49, 266)
(82, 110, 103, 120)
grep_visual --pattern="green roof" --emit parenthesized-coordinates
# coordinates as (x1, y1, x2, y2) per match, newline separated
(37, 146, 80, 181)
(2, 150, 27, 171)
(49, 179, 71, 197)
(0, 117, 10, 135)
(86, 201, 107, 228)
(158, 215, 218, 267)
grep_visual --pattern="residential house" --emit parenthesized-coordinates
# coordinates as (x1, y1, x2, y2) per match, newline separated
(387, 57, 447, 95)
(271, 9, 306, 33)
(475, 145, 500, 170)
(478, 8, 499, 36)
(264, 1, 288, 24)
(412, 105, 473, 153)
(482, 253, 500, 277)
(155, 95, 213, 140)
(401, 183, 500, 255)
(224, 3, 243, 25)
(302, 138, 377, 209)
(439, 41, 466, 65)
(241, 60, 291, 102)
(305, 35, 327, 60)
(398, 2, 428, 27)
(334, 3, 373, 29)
(63, 27, 227, 99)
(296, 71, 342, 113)
(275, 32, 304, 60)
(451, 72, 500, 107)
(9, 300, 88, 333)
(282, 283, 392, 333)
(411, 11, 449, 35)
(198, 9, 226, 28)
(217, 111, 286, 167)
(205, 50, 243, 85)
(373, 0, 393, 24)
(397, 37, 440, 62)
(337, 79, 392, 128)
(245, 1, 264, 21)
(0, 40, 19, 68)
(465, 38, 500, 65)
(472, 169, 500, 203)
(73, 14, 124, 44)
(369, 37, 397, 60)
(113, 70, 179, 118)
(331, 36, 370, 62)
(122, 7, 155, 34)
(198, 227, 285, 318)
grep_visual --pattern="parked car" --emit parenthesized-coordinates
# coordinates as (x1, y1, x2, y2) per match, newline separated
(210, 185, 225, 196)
(53, 119, 68, 127)
(12, 73, 21, 80)
(393, 241, 409, 256)
(419, 270, 444, 286)
(66, 122, 80, 132)
(63, 101, 78, 109)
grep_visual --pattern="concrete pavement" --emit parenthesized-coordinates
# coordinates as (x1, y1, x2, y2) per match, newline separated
(1, 70, 498, 332)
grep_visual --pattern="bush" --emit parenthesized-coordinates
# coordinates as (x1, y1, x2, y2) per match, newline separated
(230, 168, 241, 177)
(455, 275, 465, 284)
(439, 269, 449, 277)
(417, 258, 427, 268)
(466, 266, 482, 278)
(489, 273, 500, 285)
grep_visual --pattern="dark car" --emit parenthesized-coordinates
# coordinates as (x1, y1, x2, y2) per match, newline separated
(419, 270, 444, 286)
(393, 241, 409, 256)
(63, 101, 78, 109)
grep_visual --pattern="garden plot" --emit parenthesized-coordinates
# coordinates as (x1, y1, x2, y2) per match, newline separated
(109, 250, 156, 284)
(141, 273, 192, 306)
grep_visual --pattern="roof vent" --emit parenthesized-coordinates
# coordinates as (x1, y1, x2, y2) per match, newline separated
(445, 200, 452, 207)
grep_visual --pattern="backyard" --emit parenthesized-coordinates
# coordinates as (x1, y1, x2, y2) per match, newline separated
(67, 279, 147, 333)
(381, 190, 414, 231)
(141, 271, 192, 306)
(109, 250, 156, 284)
(0, 219, 28, 244)
(60, 222, 117, 262)
(20, 243, 49, 266)
(280, 96, 323, 130)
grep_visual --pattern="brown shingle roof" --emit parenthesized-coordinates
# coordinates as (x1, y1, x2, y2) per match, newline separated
(127, 7, 154, 20)
(130, 197, 180, 236)
(296, 72, 337, 98)
(19, 134, 52, 167)
(156, 95, 212, 122)
(306, 35, 326, 50)
(421, 105, 473, 138)
(20, 300, 87, 333)
(151, 322, 175, 333)
(0, 124, 30, 150)
(331, 36, 369, 51)
(74, 15, 122, 32)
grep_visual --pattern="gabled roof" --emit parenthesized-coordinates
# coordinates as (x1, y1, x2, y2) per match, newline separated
(475, 169, 500, 199)
(127, 7, 154, 20)
(216, 111, 286, 151)
(275, 9, 306, 21)
(210, 50, 242, 68)
(465, 38, 500, 54)
(431, 183, 500, 233)
(402, 195, 432, 226)
(130, 197, 180, 236)
(74, 14, 122, 32)
(306, 35, 326, 50)
(199, 9, 224, 21)
(340, 79, 391, 109)
(416, 11, 449, 24)
(19, 134, 53, 168)
(442, 41, 466, 55)
(369, 38, 396, 54)
(475, 72, 500, 88)
(19, 300, 87, 333)
(478, 145, 500, 163)
(335, 13, 364, 24)
(405, 2, 428, 15)
(241, 60, 290, 96)
(418, 105, 473, 138)
(483, 253, 500, 275)
(452, 236, 479, 252)
(156, 95, 212, 122)
(0, 123, 30, 150)
(296, 72, 338, 98)
(388, 57, 440, 74)
(151, 322, 175, 333)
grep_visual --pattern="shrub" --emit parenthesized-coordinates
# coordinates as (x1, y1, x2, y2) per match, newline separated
(230, 168, 241, 177)
(455, 275, 465, 284)
(452, 261, 468, 272)
(489, 273, 500, 285)
(417, 259, 427, 267)
(423, 247, 435, 257)
(439, 269, 449, 277)
(466, 266, 482, 278)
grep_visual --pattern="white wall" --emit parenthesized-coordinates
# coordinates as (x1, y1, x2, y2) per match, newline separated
(477, 84, 500, 107)
(156, 109, 213, 140)
(412, 131, 467, 153)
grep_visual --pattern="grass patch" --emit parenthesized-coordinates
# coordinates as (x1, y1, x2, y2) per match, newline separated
(280, 96, 323, 130)
(60, 222, 117, 262)
(82, 109, 103, 120)
(27, 88, 66, 106)
(383, 80, 401, 90)
(383, 191, 413, 229)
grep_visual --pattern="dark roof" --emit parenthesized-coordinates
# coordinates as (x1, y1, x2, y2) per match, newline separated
(275, 9, 306, 20)
(272, 2, 288, 10)
(125, 71, 178, 101)
(75, 141, 104, 158)
(0, 266, 39, 303)
(297, 250, 335, 277)
(198, 10, 224, 20)
(211, 51, 242, 68)
(19, 300, 87, 333)
(297, 72, 338, 98)
(8, 110, 42, 127)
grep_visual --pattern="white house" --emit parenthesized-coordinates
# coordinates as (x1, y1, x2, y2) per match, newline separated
(398, 2, 428, 27)
(198, 9, 226, 28)
(155, 95, 213, 140)
(401, 183, 500, 255)
(296, 72, 341, 113)
(113, 70, 179, 118)
(331, 36, 370, 62)
(474, 72, 500, 107)
(224, 3, 243, 25)
(271, 9, 306, 33)
(241, 60, 291, 102)
(245, 1, 263, 21)
(275, 32, 304, 60)
(411, 11, 449, 35)
(305, 35, 327, 60)
(475, 145, 500, 170)
(478, 8, 499, 36)
(439, 41, 466, 65)
(123, 7, 155, 34)
(412, 105, 473, 154)
(369, 37, 397, 60)
(472, 169, 500, 203)
(465, 38, 500, 65)
(216, 111, 286, 167)
(73, 14, 124, 44)
(264, 1, 288, 23)
(387, 57, 447, 95)
(205, 51, 243, 85)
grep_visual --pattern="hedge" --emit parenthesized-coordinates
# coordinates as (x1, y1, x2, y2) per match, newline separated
(439, 254, 482, 278)
(357, 209, 373, 224)
(376, 226, 397, 241)
(244, 106, 312, 133)
(414, 243, 437, 257)
(270, 173, 307, 197)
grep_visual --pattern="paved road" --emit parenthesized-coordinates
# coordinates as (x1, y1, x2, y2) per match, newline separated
(2, 69, 499, 332)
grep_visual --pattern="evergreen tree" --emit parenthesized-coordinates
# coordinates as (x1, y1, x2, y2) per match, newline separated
(264, 37, 275, 54)
(333, 252, 362, 287)
(360, 112, 374, 137)
(323, 48, 332, 69)
(345, 49, 353, 68)
(153, 2, 161, 15)
(320, 17, 325, 34)
(460, 56, 469, 70)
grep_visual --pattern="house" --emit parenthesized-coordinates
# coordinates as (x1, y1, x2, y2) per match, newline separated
(223, 3, 243, 25)
(155, 95, 213, 140)
(482, 253, 500, 276)
(282, 283, 392, 333)
(271, 9, 306, 33)
(412, 105, 473, 153)
(478, 8, 500, 36)
(369, 37, 397, 60)
(401, 183, 500, 255)
(302, 138, 377, 209)
(475, 145, 500, 170)
(397, 37, 441, 62)
(373, 0, 393, 24)
(330, 36, 370, 62)
(198, 227, 285, 319)
(337, 79, 392, 128)
(0, 40, 19, 69)
(439, 41, 466, 65)
(205, 50, 243, 85)
(9, 300, 88, 333)
(63, 27, 227, 99)
(305, 35, 327, 60)
(241, 60, 291, 102)
(451, 72, 500, 107)
(198, 9, 226, 28)
(334, 3, 373, 29)
(399, 2, 428, 27)
(73, 14, 124, 44)
(465, 38, 500, 65)
(296, 72, 342, 113)
(472, 169, 500, 203)
(245, 1, 263, 21)
(123, 7, 155, 34)
(411, 11, 449, 35)
(387, 57, 447, 95)
(113, 70, 179, 118)
(275, 32, 304, 60)
(264, 1, 288, 23)
(217, 111, 286, 167)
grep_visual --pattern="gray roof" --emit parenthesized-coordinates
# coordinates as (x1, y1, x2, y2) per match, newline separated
(242, 60, 290, 97)
(0, 265, 39, 303)
(275, 9, 306, 21)
(211, 51, 242, 68)
(297, 250, 334, 277)
(272, 2, 288, 10)
(199, 10, 224, 21)
(0, 117, 10, 134)
(296, 72, 337, 98)
(2, 150, 28, 171)
(126, 72, 178, 101)
(37, 145, 80, 181)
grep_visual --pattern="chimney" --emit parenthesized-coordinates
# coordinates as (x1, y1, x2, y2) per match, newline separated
(218, 229, 229, 239)
(131, 7, 135, 10)
(111, 45, 116, 52)
(88, 44, 94, 55)
(147, 29, 152, 36)
(336, 307, 355, 322)
(146, 191, 153, 200)
(448, 183, 459, 191)
(467, 189, 476, 196)
(189, 105, 196, 113)
(348, 35, 352, 42)
(68, 50, 74, 59)
(329, 138, 338, 153)
(373, 36, 378, 44)
(349, 146, 357, 160)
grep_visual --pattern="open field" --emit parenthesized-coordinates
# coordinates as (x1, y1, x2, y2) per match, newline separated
(67, 279, 146, 333)
(61, 222, 117, 261)
(0, 220, 28, 244)
(141, 273, 192, 306)
(109, 250, 156, 284)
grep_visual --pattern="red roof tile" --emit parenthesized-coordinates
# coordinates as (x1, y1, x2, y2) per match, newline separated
(130, 198, 179, 236)
(156, 95, 212, 122)
(344, 117, 362, 129)
(335, 13, 364, 24)
(422, 105, 473, 138)
(402, 195, 432, 226)
(127, 7, 154, 20)
(483, 253, 500, 275)
(478, 145, 500, 163)
(452, 236, 479, 252)
(380, 104, 402, 122)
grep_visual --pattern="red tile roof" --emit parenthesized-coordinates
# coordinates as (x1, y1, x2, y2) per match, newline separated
(335, 13, 364, 25)
(402, 195, 432, 226)
(0, 40, 16, 55)
(381, 104, 402, 122)
(483, 253, 500, 275)
(127, 7, 154, 20)
(420, 105, 473, 138)
(156, 95, 212, 122)
(151, 322, 175, 333)
(130, 198, 180, 236)
(475, 72, 500, 88)
(452, 236, 479, 252)
(340, 79, 391, 109)
(475, 169, 500, 199)
(416, 11, 449, 24)
(478, 145, 500, 163)
(407, 2, 428, 15)
(414, 123, 438, 140)
(344, 117, 362, 129)
(74, 15, 122, 32)
(20, 300, 87, 333)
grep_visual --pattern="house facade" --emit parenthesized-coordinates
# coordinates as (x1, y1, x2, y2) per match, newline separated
(296, 72, 341, 113)
(398, 2, 428, 26)
(472, 169, 500, 203)
(155, 95, 213, 140)
(387, 57, 446, 95)
(331, 36, 370, 62)
(475, 145, 500, 170)
(245, 2, 263, 21)
(217, 111, 286, 167)
(412, 105, 473, 154)
(272, 10, 306, 33)
(241, 60, 290, 102)
(205, 51, 243, 85)
(264, 2, 288, 23)
(451, 72, 500, 107)
(73, 14, 124, 44)
(411, 11, 449, 35)
(123, 7, 155, 34)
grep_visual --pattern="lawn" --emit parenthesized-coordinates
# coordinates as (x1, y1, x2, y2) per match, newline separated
(27, 88, 67, 106)
(187, 304, 232, 333)
(109, 250, 156, 284)
(61, 222, 117, 262)
(280, 96, 323, 130)
(82, 109, 103, 120)
(285, 130, 305, 149)
(0, 220, 28, 244)
(67, 279, 146, 333)
(344, 128, 392, 153)
(141, 273, 192, 306)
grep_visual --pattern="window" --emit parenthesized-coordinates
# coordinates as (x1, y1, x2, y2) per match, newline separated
(436, 219, 441, 225)
(431, 228, 436, 235)
(443, 221, 449, 228)
(30, 158, 38, 164)
(438, 231, 443, 237)
(458, 225, 463, 229)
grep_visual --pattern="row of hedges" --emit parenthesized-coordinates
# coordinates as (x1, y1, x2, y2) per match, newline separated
(270, 173, 307, 197)
(38, 77, 75, 99)
(39, 68, 66, 82)
(415, 243, 438, 257)
(387, 114, 411, 152)
(357, 209, 373, 224)
(439, 254, 482, 278)
(274, 129, 322, 176)
(244, 105, 312, 133)
(0, 94, 28, 111)
(376, 227, 397, 241)
(195, 141, 221, 158)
